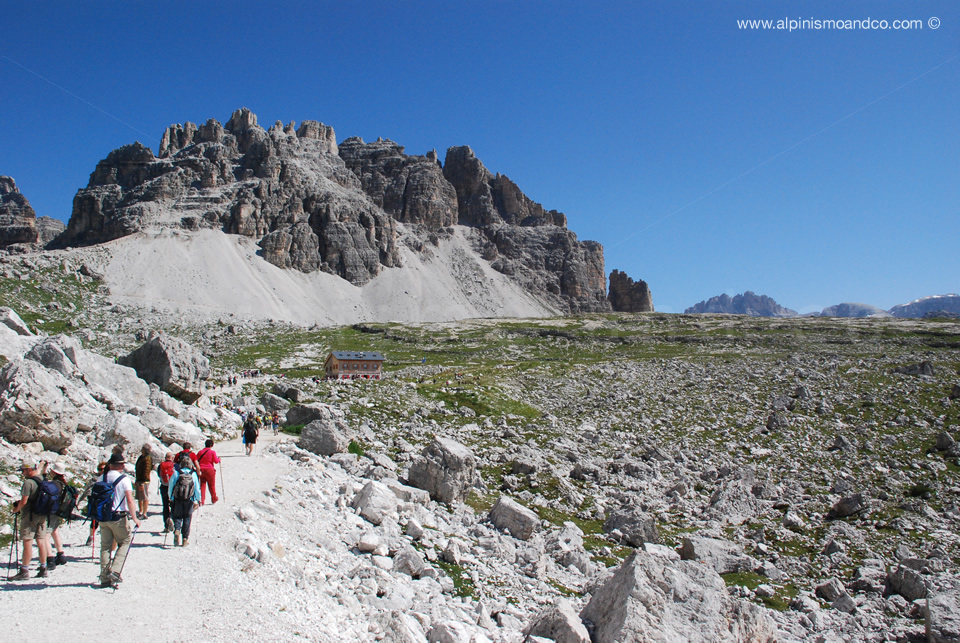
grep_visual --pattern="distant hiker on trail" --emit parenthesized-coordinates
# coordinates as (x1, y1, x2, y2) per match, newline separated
(157, 452, 176, 533)
(44, 462, 73, 571)
(135, 445, 152, 520)
(243, 415, 259, 456)
(93, 453, 140, 589)
(9, 458, 51, 580)
(169, 456, 200, 547)
(196, 439, 221, 505)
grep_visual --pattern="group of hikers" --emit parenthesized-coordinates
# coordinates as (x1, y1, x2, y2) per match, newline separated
(240, 411, 280, 455)
(7, 438, 223, 589)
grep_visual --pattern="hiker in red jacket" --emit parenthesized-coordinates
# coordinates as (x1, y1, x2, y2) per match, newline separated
(195, 439, 221, 505)
(157, 452, 176, 532)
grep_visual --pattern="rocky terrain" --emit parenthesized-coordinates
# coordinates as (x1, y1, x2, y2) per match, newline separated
(890, 295, 960, 319)
(1, 258, 959, 641)
(38, 107, 613, 317)
(685, 291, 799, 317)
(0, 176, 64, 253)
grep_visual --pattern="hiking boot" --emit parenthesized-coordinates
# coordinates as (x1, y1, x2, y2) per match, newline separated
(46, 561, 56, 572)
(9, 567, 29, 581)
(108, 571, 123, 584)
(35, 566, 47, 578)
(100, 576, 118, 589)
(55, 552, 67, 566)
(174, 530, 181, 547)
(182, 539, 189, 547)
(165, 518, 174, 532)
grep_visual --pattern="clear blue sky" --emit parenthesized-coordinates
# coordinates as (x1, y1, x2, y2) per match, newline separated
(2, 1, 957, 313)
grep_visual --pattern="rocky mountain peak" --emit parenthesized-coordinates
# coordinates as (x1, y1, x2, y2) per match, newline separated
(685, 291, 798, 317)
(42, 108, 614, 314)
(608, 269, 654, 312)
(0, 176, 64, 253)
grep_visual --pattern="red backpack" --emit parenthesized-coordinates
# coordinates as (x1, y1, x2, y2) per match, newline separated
(158, 461, 175, 484)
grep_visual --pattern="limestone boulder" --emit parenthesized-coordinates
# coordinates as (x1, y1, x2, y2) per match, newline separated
(407, 437, 476, 504)
(260, 392, 291, 413)
(0, 307, 33, 336)
(523, 599, 590, 643)
(299, 418, 349, 456)
(95, 411, 165, 460)
(679, 536, 758, 575)
(352, 480, 399, 526)
(924, 590, 960, 643)
(118, 333, 210, 403)
(286, 402, 346, 428)
(603, 505, 658, 546)
(489, 496, 540, 541)
(706, 468, 762, 525)
(272, 381, 302, 403)
(580, 551, 777, 643)
(137, 406, 205, 446)
(0, 359, 104, 451)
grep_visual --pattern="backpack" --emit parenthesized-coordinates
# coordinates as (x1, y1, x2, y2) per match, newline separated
(158, 461, 175, 484)
(56, 482, 79, 521)
(172, 472, 195, 501)
(87, 473, 125, 522)
(30, 477, 62, 516)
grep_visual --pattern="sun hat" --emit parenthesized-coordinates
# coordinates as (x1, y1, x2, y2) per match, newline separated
(108, 453, 126, 465)
(52, 462, 67, 476)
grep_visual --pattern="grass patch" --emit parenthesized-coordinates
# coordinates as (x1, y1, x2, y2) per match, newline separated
(348, 440, 367, 458)
(435, 559, 476, 598)
(282, 423, 305, 436)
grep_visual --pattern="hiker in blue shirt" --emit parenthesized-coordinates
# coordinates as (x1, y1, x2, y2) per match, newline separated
(168, 456, 201, 547)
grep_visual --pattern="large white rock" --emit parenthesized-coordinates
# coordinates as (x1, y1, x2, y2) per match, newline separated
(580, 551, 777, 643)
(407, 437, 476, 505)
(118, 332, 210, 403)
(0, 359, 105, 451)
(523, 599, 590, 643)
(489, 496, 540, 541)
(679, 535, 758, 574)
(138, 406, 205, 446)
(925, 591, 960, 643)
(352, 480, 399, 526)
(0, 307, 32, 336)
(299, 417, 349, 456)
(95, 411, 165, 459)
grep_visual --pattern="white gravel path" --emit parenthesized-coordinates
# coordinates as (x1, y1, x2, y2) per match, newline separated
(0, 433, 367, 642)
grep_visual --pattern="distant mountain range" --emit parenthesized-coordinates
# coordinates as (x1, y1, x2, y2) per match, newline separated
(686, 292, 960, 319)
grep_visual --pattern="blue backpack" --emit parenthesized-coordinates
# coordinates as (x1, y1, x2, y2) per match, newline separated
(30, 477, 62, 516)
(86, 473, 125, 522)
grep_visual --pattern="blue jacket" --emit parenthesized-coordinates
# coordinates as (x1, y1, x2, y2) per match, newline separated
(168, 469, 201, 503)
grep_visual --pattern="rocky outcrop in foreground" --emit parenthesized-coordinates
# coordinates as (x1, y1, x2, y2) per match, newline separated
(0, 176, 64, 253)
(49, 108, 612, 313)
(685, 291, 798, 317)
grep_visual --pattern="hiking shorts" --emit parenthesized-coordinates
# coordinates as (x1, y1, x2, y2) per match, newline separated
(135, 482, 149, 501)
(46, 515, 64, 533)
(20, 511, 47, 540)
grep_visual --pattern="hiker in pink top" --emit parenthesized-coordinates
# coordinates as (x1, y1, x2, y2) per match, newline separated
(195, 438, 221, 505)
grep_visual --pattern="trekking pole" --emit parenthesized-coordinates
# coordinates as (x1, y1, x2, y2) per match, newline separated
(6, 514, 17, 579)
(116, 526, 138, 578)
(218, 461, 225, 503)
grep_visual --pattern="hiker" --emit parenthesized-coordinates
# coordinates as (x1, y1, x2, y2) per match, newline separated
(44, 462, 73, 571)
(272, 412, 279, 435)
(195, 439, 221, 505)
(175, 442, 198, 469)
(96, 453, 140, 588)
(79, 461, 109, 547)
(243, 415, 259, 456)
(168, 456, 200, 546)
(135, 445, 152, 520)
(157, 452, 175, 532)
(9, 458, 51, 580)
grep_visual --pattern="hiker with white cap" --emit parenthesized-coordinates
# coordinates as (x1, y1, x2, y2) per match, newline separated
(9, 457, 51, 580)
(91, 452, 140, 588)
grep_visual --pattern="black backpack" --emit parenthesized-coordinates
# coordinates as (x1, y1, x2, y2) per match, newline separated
(30, 477, 62, 516)
(172, 472, 195, 501)
(87, 473, 125, 522)
(56, 483, 79, 521)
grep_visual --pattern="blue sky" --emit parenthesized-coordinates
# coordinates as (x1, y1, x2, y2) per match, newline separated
(2, 1, 957, 313)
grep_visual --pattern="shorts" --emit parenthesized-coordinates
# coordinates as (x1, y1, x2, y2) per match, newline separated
(20, 511, 48, 540)
(46, 515, 64, 533)
(135, 482, 150, 501)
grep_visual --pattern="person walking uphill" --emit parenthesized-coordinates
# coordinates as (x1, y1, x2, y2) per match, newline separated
(157, 452, 175, 533)
(135, 445, 152, 520)
(92, 453, 140, 588)
(9, 458, 51, 580)
(243, 415, 259, 456)
(195, 439, 221, 505)
(169, 457, 200, 547)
